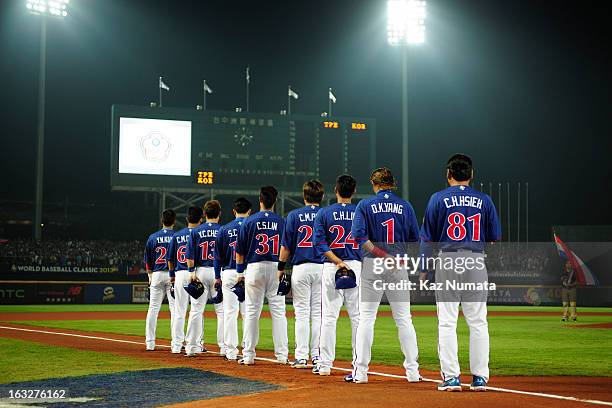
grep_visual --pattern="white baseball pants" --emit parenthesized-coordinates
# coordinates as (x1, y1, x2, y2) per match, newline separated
(242, 261, 288, 362)
(183, 267, 224, 355)
(291, 262, 323, 360)
(221, 268, 245, 359)
(353, 267, 419, 382)
(318, 260, 361, 371)
(171, 270, 192, 352)
(436, 251, 489, 381)
(145, 270, 175, 350)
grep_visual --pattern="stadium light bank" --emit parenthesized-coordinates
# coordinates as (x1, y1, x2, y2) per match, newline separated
(387, 0, 426, 201)
(26, 0, 70, 240)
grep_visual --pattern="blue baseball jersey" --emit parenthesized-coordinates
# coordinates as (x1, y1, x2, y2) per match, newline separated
(143, 228, 175, 272)
(420, 185, 501, 253)
(236, 211, 285, 264)
(281, 205, 324, 265)
(352, 190, 420, 255)
(167, 227, 195, 272)
(186, 222, 220, 268)
(313, 202, 362, 262)
(214, 217, 246, 277)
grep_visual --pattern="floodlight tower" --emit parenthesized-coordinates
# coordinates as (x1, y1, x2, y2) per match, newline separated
(26, 0, 69, 240)
(387, 0, 426, 200)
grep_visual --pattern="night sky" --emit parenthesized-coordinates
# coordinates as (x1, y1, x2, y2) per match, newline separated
(1, 0, 611, 240)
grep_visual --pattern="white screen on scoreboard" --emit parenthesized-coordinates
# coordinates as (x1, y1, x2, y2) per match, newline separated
(118, 117, 192, 176)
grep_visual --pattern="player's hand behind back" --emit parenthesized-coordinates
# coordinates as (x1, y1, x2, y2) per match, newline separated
(336, 261, 349, 270)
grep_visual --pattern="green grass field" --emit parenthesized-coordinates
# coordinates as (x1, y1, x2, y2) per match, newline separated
(0, 337, 172, 383)
(1, 304, 611, 379)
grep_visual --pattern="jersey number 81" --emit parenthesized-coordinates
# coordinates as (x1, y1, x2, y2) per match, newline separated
(446, 212, 481, 241)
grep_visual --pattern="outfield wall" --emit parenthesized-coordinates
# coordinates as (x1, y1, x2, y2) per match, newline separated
(1, 280, 610, 306)
(0, 281, 149, 305)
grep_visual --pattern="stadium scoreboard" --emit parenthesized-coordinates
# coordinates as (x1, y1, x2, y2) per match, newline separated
(110, 105, 376, 193)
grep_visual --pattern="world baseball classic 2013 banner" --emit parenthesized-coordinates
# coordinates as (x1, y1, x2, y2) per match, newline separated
(8, 264, 120, 274)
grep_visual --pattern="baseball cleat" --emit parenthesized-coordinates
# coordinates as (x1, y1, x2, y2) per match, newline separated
(318, 367, 331, 376)
(561, 317, 567, 322)
(311, 356, 321, 366)
(344, 374, 354, 382)
(437, 376, 462, 392)
(277, 358, 289, 365)
(572, 317, 577, 322)
(171, 349, 182, 354)
(145, 346, 155, 351)
(292, 359, 309, 369)
(312, 365, 330, 376)
(238, 358, 255, 365)
(408, 377, 422, 383)
(470, 376, 487, 391)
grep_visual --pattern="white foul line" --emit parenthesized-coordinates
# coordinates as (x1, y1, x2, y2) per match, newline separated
(0, 325, 610, 407)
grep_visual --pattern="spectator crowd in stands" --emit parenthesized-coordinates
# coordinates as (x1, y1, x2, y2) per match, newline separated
(0, 239, 143, 270)
(485, 244, 551, 273)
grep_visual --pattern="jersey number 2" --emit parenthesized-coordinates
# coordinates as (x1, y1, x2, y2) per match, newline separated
(297, 225, 314, 248)
(155, 247, 167, 265)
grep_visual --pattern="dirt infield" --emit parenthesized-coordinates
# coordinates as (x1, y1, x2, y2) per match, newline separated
(2, 310, 611, 321)
(0, 323, 610, 408)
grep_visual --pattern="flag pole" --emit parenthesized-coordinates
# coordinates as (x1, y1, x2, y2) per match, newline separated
(507, 182, 511, 242)
(159, 76, 162, 107)
(525, 182, 529, 243)
(203, 80, 207, 111)
(288, 85, 291, 115)
(517, 182, 521, 243)
(498, 182, 502, 239)
(246, 66, 250, 112)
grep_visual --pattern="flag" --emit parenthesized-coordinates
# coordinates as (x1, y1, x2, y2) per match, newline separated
(203, 81, 213, 94)
(554, 233, 599, 286)
(329, 89, 337, 103)
(288, 87, 299, 99)
(159, 77, 170, 91)
(246, 66, 250, 84)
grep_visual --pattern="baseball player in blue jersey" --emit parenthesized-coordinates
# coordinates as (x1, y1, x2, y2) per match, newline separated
(143, 209, 177, 351)
(278, 180, 325, 369)
(235, 186, 288, 365)
(420, 154, 501, 392)
(185, 200, 224, 356)
(313, 174, 361, 376)
(349, 168, 421, 384)
(214, 198, 251, 361)
(168, 206, 203, 354)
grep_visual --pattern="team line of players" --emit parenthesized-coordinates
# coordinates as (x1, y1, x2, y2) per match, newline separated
(143, 154, 501, 392)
